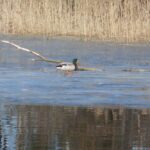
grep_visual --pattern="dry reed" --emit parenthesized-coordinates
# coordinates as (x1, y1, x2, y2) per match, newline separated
(0, 0, 150, 42)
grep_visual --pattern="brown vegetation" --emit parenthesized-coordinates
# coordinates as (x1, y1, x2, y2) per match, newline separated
(0, 0, 150, 42)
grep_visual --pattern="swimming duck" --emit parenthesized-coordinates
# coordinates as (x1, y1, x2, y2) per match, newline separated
(56, 58, 78, 71)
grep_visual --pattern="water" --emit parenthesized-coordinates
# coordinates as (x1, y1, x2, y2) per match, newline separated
(0, 35, 150, 150)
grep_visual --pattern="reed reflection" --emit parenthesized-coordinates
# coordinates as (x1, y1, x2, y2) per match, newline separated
(0, 105, 150, 150)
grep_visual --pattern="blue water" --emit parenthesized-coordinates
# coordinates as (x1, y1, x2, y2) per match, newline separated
(0, 35, 150, 108)
(0, 35, 150, 150)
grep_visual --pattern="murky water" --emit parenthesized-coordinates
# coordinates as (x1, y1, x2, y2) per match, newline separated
(0, 35, 150, 150)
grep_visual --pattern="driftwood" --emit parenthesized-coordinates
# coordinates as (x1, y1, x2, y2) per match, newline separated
(1, 40, 98, 71)
(1, 40, 62, 63)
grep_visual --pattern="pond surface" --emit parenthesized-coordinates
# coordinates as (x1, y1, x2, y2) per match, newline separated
(0, 35, 150, 150)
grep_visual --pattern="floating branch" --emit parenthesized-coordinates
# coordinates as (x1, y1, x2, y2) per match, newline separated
(122, 68, 150, 72)
(1, 40, 99, 71)
(1, 40, 62, 63)
(78, 67, 98, 71)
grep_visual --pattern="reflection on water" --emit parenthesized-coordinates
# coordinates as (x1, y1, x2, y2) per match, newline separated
(0, 105, 150, 150)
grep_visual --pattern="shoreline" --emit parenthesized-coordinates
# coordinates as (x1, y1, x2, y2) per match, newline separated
(0, 33, 150, 46)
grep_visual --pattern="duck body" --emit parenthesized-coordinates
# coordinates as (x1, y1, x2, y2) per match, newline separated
(56, 58, 78, 71)
(56, 62, 75, 71)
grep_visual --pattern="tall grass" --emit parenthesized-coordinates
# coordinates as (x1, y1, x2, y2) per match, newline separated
(0, 0, 150, 42)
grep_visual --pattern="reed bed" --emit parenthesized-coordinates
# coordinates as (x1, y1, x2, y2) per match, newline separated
(0, 0, 150, 42)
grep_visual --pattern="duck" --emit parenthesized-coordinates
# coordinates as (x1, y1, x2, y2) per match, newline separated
(56, 58, 78, 71)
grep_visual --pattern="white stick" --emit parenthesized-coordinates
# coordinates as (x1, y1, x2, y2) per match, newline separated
(1, 40, 62, 63)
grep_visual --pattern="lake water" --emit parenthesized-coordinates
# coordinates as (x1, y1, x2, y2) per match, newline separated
(0, 35, 150, 150)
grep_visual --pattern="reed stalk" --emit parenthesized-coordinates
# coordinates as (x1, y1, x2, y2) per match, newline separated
(0, 0, 149, 42)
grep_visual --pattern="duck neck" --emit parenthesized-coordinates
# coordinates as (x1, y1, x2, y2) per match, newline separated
(72, 59, 78, 71)
(74, 63, 78, 71)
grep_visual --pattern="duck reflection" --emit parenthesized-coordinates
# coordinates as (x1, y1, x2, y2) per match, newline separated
(0, 105, 150, 150)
